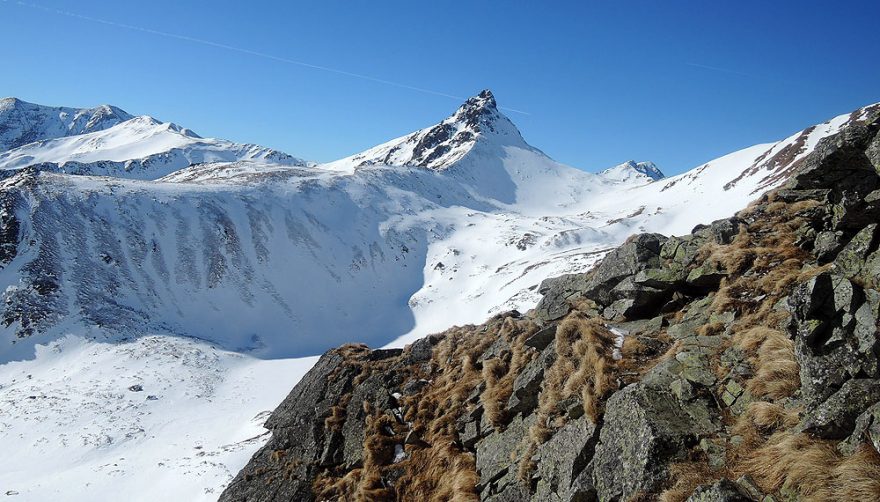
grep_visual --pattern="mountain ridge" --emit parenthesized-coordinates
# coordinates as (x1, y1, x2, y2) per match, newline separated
(0, 97, 133, 151)
(0, 105, 308, 180)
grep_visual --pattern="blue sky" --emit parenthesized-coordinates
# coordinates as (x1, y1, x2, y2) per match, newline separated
(2, 1, 878, 175)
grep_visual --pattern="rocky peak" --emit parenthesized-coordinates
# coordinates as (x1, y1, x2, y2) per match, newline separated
(331, 89, 528, 171)
(0, 98, 133, 151)
(0, 97, 22, 110)
(601, 160, 666, 183)
(452, 89, 499, 131)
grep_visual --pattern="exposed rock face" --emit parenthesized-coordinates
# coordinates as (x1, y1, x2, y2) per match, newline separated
(223, 110, 880, 501)
(592, 383, 718, 501)
(220, 350, 356, 501)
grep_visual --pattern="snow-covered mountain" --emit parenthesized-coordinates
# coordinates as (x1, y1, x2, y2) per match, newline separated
(0, 97, 133, 151)
(0, 92, 877, 501)
(323, 90, 526, 171)
(600, 160, 665, 182)
(0, 96, 307, 180)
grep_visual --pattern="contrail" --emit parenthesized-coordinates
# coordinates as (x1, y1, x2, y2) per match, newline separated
(685, 62, 754, 78)
(3, 0, 531, 115)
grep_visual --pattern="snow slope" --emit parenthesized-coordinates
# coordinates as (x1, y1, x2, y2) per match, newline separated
(0, 92, 876, 500)
(0, 333, 317, 501)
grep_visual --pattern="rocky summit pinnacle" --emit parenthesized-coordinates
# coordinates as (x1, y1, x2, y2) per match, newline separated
(327, 89, 527, 171)
(452, 89, 503, 133)
(461, 89, 498, 114)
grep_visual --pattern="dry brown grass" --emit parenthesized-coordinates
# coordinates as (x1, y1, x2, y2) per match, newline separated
(324, 401, 349, 431)
(704, 195, 818, 323)
(616, 330, 673, 383)
(697, 321, 725, 337)
(392, 314, 536, 501)
(314, 412, 401, 501)
(402, 442, 480, 502)
(732, 327, 799, 400)
(723, 199, 880, 500)
(658, 461, 719, 502)
(479, 317, 537, 427)
(678, 190, 880, 501)
(734, 401, 800, 435)
(312, 315, 537, 501)
(516, 312, 618, 479)
(739, 432, 880, 500)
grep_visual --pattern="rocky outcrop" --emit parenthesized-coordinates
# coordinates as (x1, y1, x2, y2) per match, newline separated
(223, 109, 880, 501)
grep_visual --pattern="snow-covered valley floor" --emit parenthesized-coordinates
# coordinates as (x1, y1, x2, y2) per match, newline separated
(0, 334, 316, 500)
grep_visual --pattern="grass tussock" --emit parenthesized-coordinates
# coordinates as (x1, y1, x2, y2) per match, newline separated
(733, 327, 799, 400)
(616, 330, 673, 381)
(713, 195, 880, 499)
(479, 317, 537, 427)
(705, 196, 818, 322)
(734, 401, 800, 436)
(314, 412, 401, 501)
(740, 433, 880, 501)
(658, 461, 719, 502)
(517, 312, 618, 480)
(313, 315, 536, 501)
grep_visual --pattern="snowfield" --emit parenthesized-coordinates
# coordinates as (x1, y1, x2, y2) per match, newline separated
(0, 332, 316, 501)
(0, 93, 875, 500)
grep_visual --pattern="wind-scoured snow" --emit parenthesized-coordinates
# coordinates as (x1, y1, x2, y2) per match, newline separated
(0, 93, 876, 500)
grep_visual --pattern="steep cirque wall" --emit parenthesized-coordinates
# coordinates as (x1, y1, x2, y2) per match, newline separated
(221, 110, 880, 500)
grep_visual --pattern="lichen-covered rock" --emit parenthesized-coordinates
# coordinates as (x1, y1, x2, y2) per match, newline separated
(813, 230, 846, 263)
(532, 416, 598, 501)
(405, 333, 442, 364)
(840, 402, 880, 455)
(786, 124, 880, 194)
(340, 370, 401, 467)
(692, 217, 742, 246)
(535, 273, 591, 322)
(790, 273, 880, 408)
(508, 342, 556, 416)
(535, 234, 667, 321)
(801, 379, 880, 439)
(685, 263, 727, 289)
(592, 383, 718, 501)
(476, 413, 536, 493)
(833, 223, 879, 280)
(524, 324, 557, 350)
(686, 479, 754, 502)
